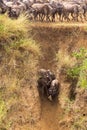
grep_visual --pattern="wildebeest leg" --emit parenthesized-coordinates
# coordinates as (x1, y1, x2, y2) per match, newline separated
(46, 15, 48, 21)
(66, 13, 70, 21)
(38, 85, 45, 100)
(33, 12, 37, 21)
(40, 13, 45, 21)
(42, 85, 45, 97)
(44, 85, 49, 97)
(83, 12, 87, 21)
(48, 16, 51, 22)
(51, 13, 55, 22)
(59, 14, 63, 22)
(41, 14, 45, 21)
(46, 15, 51, 22)
(79, 13, 84, 22)
(62, 12, 69, 21)
(38, 13, 41, 21)
(63, 12, 70, 22)
(83, 8, 87, 21)
(74, 13, 79, 22)
(71, 12, 75, 21)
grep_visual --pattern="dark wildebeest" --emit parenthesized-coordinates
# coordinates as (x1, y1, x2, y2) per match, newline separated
(59, 1, 83, 21)
(7, 1, 27, 19)
(48, 1, 64, 22)
(53, 3, 64, 22)
(48, 79, 60, 101)
(30, 3, 49, 21)
(37, 69, 55, 98)
(30, 3, 58, 22)
(71, 0, 87, 21)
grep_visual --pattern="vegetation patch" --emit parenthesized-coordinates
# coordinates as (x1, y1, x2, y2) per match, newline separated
(67, 48, 87, 89)
(56, 48, 87, 130)
(0, 15, 41, 129)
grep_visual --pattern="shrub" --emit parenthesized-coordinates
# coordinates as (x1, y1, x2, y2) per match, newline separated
(67, 48, 87, 89)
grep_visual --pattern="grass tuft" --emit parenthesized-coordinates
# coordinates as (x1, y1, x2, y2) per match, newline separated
(56, 49, 76, 68)
(0, 14, 28, 40)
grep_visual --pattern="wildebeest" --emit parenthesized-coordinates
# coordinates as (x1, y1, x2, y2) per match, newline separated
(26, 0, 84, 22)
(61, 0, 86, 22)
(1, 0, 28, 18)
(30, 3, 48, 21)
(37, 69, 55, 98)
(7, 1, 27, 18)
(1, 0, 87, 22)
(60, 2, 81, 21)
(72, 0, 87, 21)
(29, 2, 59, 22)
(6, 0, 50, 19)
(37, 69, 60, 101)
(48, 79, 60, 100)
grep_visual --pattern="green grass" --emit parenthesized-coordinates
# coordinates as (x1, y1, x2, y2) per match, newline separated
(71, 116, 87, 130)
(56, 48, 87, 89)
(67, 48, 87, 89)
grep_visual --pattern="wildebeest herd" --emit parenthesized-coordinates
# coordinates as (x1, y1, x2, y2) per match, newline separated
(37, 69, 60, 101)
(0, 0, 87, 22)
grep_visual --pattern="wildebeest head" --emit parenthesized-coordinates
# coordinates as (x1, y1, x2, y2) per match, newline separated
(47, 69, 56, 80)
(27, 7, 36, 20)
(8, 6, 20, 19)
(38, 69, 48, 78)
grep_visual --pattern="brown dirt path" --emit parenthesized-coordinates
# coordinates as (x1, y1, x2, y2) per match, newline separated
(38, 99, 63, 130)
(31, 26, 67, 130)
